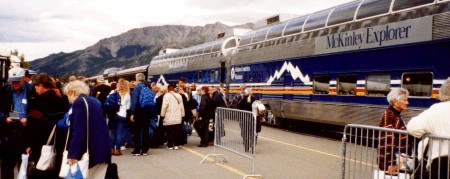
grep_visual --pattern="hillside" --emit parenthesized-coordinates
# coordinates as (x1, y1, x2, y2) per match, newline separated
(29, 22, 253, 78)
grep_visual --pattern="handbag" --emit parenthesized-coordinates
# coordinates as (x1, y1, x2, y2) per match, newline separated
(36, 125, 57, 171)
(60, 97, 90, 178)
(17, 154, 29, 179)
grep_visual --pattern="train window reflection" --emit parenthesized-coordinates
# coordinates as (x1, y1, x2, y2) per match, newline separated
(210, 70, 215, 82)
(283, 15, 308, 36)
(225, 39, 237, 49)
(356, 0, 391, 20)
(337, 75, 357, 96)
(313, 76, 330, 94)
(366, 74, 390, 96)
(392, 0, 434, 11)
(327, 0, 361, 26)
(304, 8, 333, 31)
(402, 72, 433, 97)
(198, 71, 202, 83)
(215, 71, 219, 83)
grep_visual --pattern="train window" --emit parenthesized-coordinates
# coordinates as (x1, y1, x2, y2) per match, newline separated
(392, 0, 434, 11)
(337, 75, 357, 96)
(198, 71, 202, 83)
(283, 15, 308, 36)
(304, 8, 334, 32)
(313, 76, 330, 94)
(327, 1, 361, 26)
(266, 22, 288, 40)
(356, 0, 392, 20)
(210, 71, 215, 82)
(402, 72, 433, 97)
(251, 27, 271, 43)
(212, 41, 223, 52)
(366, 74, 391, 96)
(215, 71, 219, 83)
(225, 39, 237, 49)
(239, 32, 254, 46)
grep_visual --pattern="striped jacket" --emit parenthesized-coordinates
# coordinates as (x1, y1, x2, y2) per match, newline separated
(378, 106, 407, 171)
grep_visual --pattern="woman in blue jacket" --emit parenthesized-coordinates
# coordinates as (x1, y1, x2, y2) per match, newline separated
(63, 80, 111, 177)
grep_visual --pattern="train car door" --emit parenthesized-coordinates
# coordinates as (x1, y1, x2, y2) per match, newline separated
(283, 73, 293, 100)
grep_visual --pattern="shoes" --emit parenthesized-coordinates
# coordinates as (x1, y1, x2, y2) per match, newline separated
(197, 144, 207, 147)
(120, 146, 126, 151)
(115, 150, 122, 156)
(141, 152, 148, 156)
(131, 150, 141, 156)
(207, 141, 214, 146)
(174, 146, 179, 150)
(167, 147, 174, 150)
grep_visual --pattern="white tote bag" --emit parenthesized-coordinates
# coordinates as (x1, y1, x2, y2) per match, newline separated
(36, 125, 57, 171)
(17, 154, 29, 179)
(59, 97, 90, 178)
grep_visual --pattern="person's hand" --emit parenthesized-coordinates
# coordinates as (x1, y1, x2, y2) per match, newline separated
(26, 147, 32, 154)
(260, 117, 265, 122)
(386, 165, 398, 175)
(130, 115, 134, 122)
(6, 117, 13, 124)
(20, 118, 27, 126)
(67, 158, 78, 165)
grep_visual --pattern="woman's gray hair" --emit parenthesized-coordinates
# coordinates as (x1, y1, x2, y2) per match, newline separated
(63, 80, 90, 97)
(135, 73, 145, 82)
(387, 88, 409, 105)
(439, 77, 450, 102)
(159, 85, 168, 94)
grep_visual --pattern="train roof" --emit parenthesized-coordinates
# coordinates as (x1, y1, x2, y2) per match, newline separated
(151, 35, 240, 62)
(238, 0, 440, 47)
(116, 65, 148, 76)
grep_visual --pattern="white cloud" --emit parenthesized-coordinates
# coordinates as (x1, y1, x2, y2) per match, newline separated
(0, 0, 352, 61)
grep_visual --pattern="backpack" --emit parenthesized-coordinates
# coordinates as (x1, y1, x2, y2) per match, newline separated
(103, 91, 121, 115)
(139, 84, 155, 108)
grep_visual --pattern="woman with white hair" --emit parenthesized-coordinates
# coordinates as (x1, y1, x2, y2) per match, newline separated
(408, 78, 450, 178)
(378, 88, 409, 175)
(62, 80, 111, 177)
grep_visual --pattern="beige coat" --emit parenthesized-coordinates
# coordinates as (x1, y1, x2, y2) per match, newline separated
(161, 91, 185, 126)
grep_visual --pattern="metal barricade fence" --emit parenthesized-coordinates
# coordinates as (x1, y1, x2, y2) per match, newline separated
(340, 124, 450, 179)
(201, 107, 262, 179)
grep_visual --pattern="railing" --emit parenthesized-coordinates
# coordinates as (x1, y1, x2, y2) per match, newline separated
(340, 124, 450, 179)
(201, 107, 262, 179)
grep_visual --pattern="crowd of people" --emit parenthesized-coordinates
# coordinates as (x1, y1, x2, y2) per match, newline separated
(0, 67, 265, 179)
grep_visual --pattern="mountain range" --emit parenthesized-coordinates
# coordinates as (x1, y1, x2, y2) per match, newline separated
(29, 22, 254, 78)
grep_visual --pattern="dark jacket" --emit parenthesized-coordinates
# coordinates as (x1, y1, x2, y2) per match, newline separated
(0, 83, 36, 160)
(67, 95, 111, 168)
(237, 95, 256, 112)
(91, 84, 111, 105)
(24, 90, 68, 160)
(212, 91, 226, 110)
(199, 94, 214, 121)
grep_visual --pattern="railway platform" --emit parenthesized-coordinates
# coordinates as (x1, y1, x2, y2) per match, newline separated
(112, 125, 342, 178)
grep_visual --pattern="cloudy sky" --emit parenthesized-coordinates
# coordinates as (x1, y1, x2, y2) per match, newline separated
(0, 0, 352, 61)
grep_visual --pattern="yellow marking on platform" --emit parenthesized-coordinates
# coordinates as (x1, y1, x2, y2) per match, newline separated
(259, 135, 370, 165)
(226, 128, 370, 165)
(182, 146, 247, 177)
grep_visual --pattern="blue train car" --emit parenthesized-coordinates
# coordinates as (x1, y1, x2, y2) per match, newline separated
(147, 0, 450, 126)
